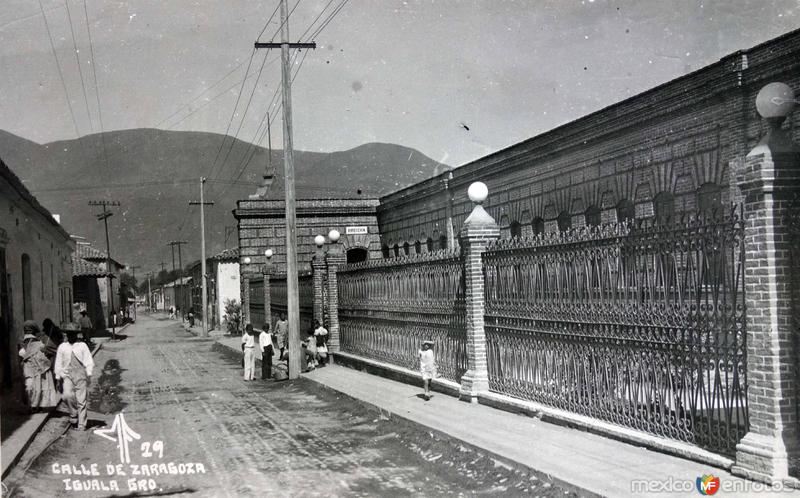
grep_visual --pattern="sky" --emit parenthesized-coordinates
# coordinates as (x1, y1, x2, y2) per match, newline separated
(1, 0, 798, 168)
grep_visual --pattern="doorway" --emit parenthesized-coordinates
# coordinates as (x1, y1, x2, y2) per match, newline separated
(346, 248, 368, 264)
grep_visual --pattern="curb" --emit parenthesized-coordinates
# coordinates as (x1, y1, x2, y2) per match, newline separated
(1, 326, 116, 480)
(210, 338, 601, 498)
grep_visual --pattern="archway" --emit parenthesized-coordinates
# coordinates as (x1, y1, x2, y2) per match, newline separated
(346, 247, 369, 264)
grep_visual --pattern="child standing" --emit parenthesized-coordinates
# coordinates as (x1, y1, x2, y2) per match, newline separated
(259, 324, 274, 380)
(418, 340, 435, 400)
(243, 324, 256, 381)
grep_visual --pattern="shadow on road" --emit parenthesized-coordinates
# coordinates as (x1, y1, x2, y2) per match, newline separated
(89, 359, 128, 414)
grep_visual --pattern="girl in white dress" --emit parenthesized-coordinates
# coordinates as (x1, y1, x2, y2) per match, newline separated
(418, 340, 435, 400)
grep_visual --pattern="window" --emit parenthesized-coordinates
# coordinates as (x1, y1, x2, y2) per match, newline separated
(381, 245, 390, 259)
(21, 254, 32, 320)
(403, 242, 410, 256)
(585, 205, 601, 227)
(439, 235, 447, 250)
(426, 238, 434, 252)
(346, 248, 368, 264)
(557, 211, 571, 232)
(510, 222, 522, 238)
(414, 240, 422, 254)
(532, 217, 545, 235)
(393, 245, 399, 258)
(697, 183, 722, 217)
(654, 192, 675, 225)
(616, 199, 634, 223)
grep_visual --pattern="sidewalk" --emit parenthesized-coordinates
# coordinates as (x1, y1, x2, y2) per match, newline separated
(1, 326, 123, 479)
(212, 336, 794, 497)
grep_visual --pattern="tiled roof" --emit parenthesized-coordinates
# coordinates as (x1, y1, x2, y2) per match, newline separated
(164, 276, 192, 287)
(72, 255, 114, 278)
(74, 243, 125, 268)
(211, 247, 239, 262)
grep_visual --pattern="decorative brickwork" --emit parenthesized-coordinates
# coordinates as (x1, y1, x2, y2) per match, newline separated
(311, 248, 325, 325)
(241, 273, 251, 327)
(733, 108, 800, 484)
(262, 263, 272, 330)
(458, 200, 500, 403)
(325, 245, 346, 355)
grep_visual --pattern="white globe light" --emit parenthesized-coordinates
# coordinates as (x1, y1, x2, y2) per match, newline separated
(328, 229, 341, 243)
(243, 257, 251, 264)
(314, 235, 325, 247)
(265, 249, 273, 258)
(756, 82, 796, 119)
(468, 182, 488, 203)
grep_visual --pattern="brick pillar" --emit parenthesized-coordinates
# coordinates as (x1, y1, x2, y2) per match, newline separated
(732, 83, 800, 484)
(458, 182, 499, 403)
(312, 247, 326, 325)
(241, 274, 251, 327)
(262, 262, 272, 330)
(325, 243, 346, 358)
(443, 173, 456, 251)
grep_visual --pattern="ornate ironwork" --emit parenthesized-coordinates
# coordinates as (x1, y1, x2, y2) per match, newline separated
(483, 208, 747, 455)
(269, 274, 315, 332)
(337, 250, 467, 382)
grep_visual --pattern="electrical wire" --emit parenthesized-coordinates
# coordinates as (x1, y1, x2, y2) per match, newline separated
(64, 0, 94, 134)
(82, 0, 111, 173)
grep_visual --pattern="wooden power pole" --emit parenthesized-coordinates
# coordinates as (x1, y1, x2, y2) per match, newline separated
(128, 265, 140, 322)
(89, 200, 120, 338)
(189, 177, 214, 337)
(168, 241, 187, 320)
(255, 0, 315, 379)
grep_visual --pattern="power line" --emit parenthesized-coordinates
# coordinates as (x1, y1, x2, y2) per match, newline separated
(82, 0, 110, 172)
(309, 0, 350, 40)
(64, 0, 94, 134)
(38, 0, 82, 139)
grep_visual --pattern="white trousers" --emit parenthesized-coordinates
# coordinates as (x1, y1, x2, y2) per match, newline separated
(243, 348, 255, 379)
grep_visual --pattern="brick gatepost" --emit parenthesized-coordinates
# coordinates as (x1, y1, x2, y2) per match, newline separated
(458, 182, 499, 403)
(312, 237, 326, 326)
(325, 233, 346, 360)
(241, 273, 251, 327)
(262, 255, 272, 330)
(732, 83, 800, 485)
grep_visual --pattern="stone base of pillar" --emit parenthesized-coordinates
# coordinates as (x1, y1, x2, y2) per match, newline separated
(733, 432, 800, 485)
(459, 370, 488, 403)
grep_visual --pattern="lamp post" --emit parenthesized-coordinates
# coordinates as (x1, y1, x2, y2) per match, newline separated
(242, 257, 252, 329)
(312, 235, 326, 325)
(324, 229, 344, 362)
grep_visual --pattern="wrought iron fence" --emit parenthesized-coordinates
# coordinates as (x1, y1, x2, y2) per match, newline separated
(269, 274, 314, 333)
(249, 278, 265, 328)
(338, 250, 467, 382)
(483, 208, 747, 456)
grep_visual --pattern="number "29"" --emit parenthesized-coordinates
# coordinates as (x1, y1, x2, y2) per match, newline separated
(140, 441, 164, 458)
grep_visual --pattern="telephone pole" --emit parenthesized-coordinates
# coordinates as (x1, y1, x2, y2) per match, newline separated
(128, 265, 141, 322)
(168, 241, 187, 320)
(147, 272, 153, 312)
(89, 200, 120, 338)
(255, 0, 316, 380)
(189, 177, 214, 337)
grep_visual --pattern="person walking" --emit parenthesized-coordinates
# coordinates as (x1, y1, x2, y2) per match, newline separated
(301, 329, 318, 372)
(54, 328, 95, 430)
(274, 313, 288, 360)
(18, 321, 60, 411)
(259, 324, 274, 380)
(418, 340, 436, 400)
(242, 324, 256, 381)
(78, 310, 92, 342)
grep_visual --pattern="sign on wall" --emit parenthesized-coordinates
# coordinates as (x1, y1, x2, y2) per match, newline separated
(345, 226, 368, 235)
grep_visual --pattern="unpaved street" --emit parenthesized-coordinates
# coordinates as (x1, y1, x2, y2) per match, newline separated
(5, 315, 574, 497)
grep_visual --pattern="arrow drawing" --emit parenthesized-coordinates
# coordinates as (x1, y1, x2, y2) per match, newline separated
(94, 412, 141, 464)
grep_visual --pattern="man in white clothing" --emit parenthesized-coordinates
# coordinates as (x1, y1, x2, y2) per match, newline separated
(258, 324, 273, 380)
(54, 328, 95, 430)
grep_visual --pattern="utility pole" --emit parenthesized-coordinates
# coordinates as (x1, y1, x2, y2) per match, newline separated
(255, 0, 315, 380)
(167, 241, 187, 320)
(147, 272, 153, 312)
(158, 261, 166, 312)
(189, 177, 214, 337)
(89, 200, 120, 339)
(128, 265, 141, 322)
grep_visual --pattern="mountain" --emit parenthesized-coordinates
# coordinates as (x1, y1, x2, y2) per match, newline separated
(0, 128, 450, 273)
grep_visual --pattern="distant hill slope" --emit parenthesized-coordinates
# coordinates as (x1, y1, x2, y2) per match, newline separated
(0, 128, 450, 272)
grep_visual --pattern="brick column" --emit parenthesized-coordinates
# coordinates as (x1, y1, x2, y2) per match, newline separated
(261, 262, 272, 330)
(443, 172, 456, 251)
(241, 273, 251, 327)
(312, 246, 326, 325)
(458, 182, 499, 403)
(325, 242, 346, 358)
(732, 83, 800, 484)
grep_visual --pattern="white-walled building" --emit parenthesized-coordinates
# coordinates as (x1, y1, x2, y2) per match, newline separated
(209, 248, 240, 331)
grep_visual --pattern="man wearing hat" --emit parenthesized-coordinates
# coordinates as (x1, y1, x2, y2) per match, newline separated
(78, 310, 92, 343)
(54, 328, 94, 430)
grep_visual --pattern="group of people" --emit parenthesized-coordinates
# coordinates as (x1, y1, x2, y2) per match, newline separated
(17, 318, 95, 430)
(240, 314, 330, 381)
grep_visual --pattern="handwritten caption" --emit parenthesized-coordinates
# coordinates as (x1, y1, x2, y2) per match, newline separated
(51, 413, 207, 492)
